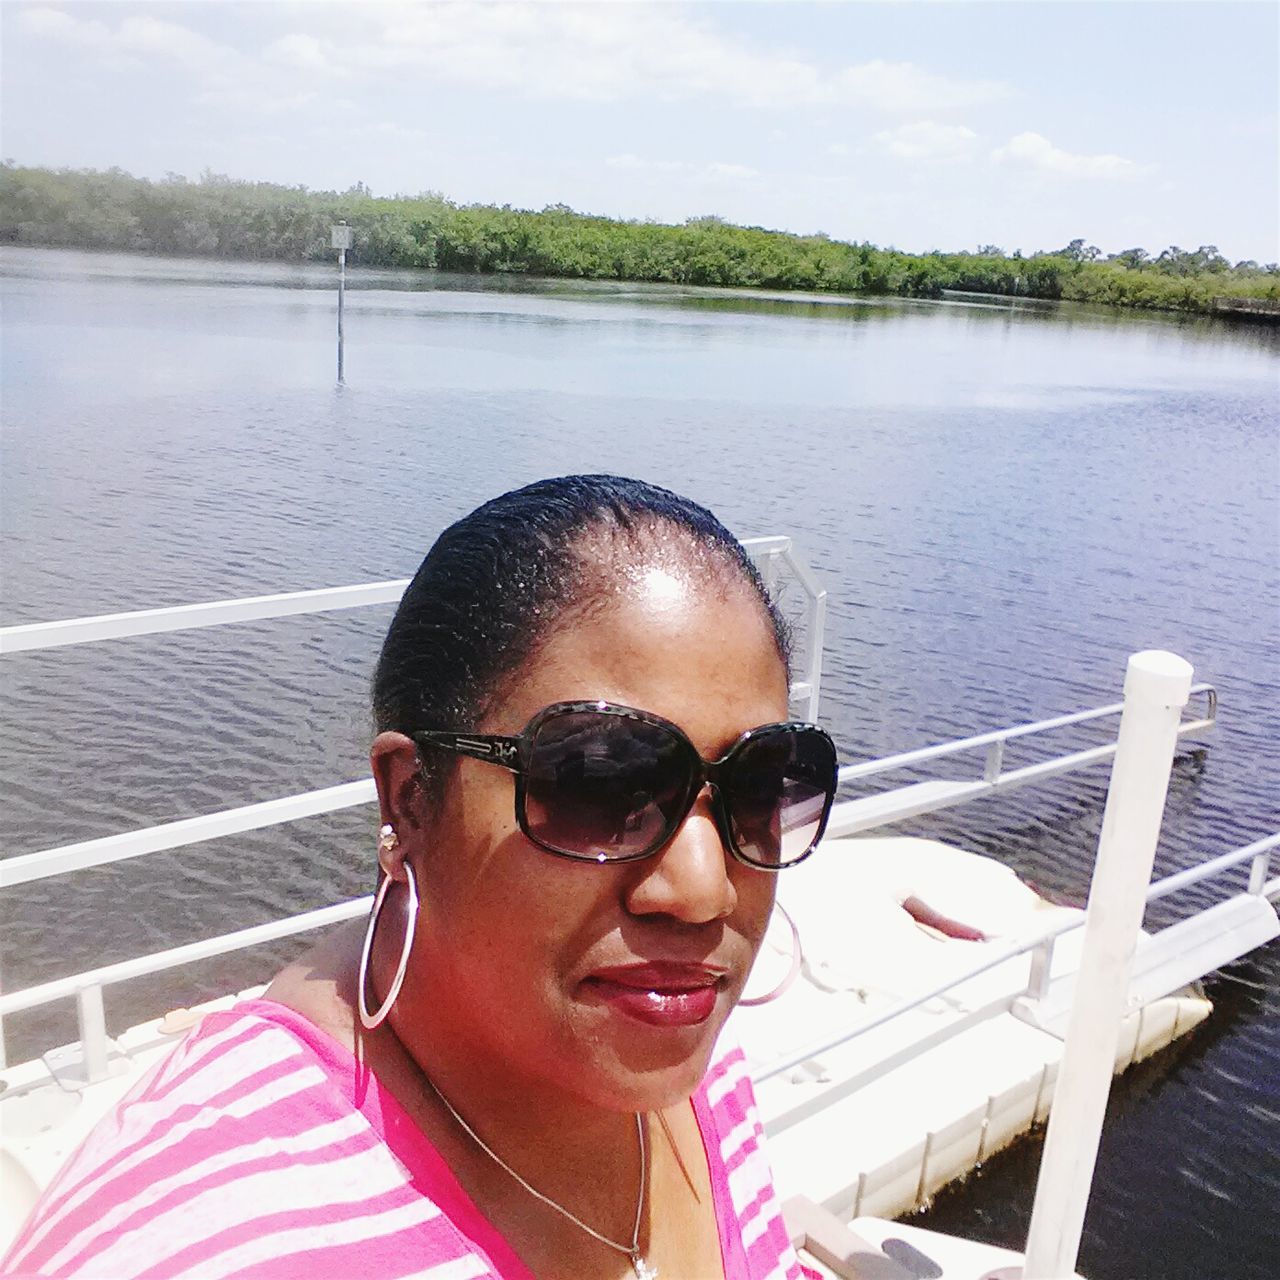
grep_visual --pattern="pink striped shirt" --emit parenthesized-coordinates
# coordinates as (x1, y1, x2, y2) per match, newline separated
(4, 1000, 805, 1279)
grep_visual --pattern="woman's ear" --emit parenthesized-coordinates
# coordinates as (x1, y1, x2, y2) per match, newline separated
(370, 731, 424, 878)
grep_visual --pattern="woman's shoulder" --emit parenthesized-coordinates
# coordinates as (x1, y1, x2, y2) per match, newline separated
(1, 1000, 514, 1279)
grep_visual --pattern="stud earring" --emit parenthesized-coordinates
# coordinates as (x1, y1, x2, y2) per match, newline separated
(377, 823, 398, 854)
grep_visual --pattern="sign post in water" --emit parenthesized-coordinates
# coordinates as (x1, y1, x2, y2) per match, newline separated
(331, 223, 353, 384)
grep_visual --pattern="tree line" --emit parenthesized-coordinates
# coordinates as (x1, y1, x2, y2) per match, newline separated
(3, 164, 1276, 317)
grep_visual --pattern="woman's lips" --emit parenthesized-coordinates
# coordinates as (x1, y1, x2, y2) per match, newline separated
(582, 964, 726, 1028)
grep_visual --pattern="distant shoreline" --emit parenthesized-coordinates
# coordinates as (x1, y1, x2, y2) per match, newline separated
(4, 164, 1277, 321)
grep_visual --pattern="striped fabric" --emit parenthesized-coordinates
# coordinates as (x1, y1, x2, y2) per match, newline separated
(3, 1001, 807, 1279)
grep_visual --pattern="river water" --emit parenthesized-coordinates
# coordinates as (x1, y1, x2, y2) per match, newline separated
(2, 247, 1277, 1278)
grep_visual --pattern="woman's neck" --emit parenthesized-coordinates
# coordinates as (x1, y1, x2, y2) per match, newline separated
(265, 918, 722, 1279)
(271, 918, 645, 1195)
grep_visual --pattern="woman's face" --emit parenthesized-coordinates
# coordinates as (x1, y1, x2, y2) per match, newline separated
(394, 568, 789, 1112)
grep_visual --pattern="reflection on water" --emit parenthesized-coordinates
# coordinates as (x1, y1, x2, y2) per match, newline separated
(2, 247, 1277, 1280)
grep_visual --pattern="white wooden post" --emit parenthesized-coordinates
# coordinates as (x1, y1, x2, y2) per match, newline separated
(1021, 650, 1193, 1279)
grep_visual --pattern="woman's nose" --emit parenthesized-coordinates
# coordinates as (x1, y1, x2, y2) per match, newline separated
(624, 787, 736, 923)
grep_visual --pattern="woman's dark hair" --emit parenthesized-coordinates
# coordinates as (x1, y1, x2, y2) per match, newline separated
(373, 474, 790, 807)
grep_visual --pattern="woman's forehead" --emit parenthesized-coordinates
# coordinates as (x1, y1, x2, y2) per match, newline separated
(485, 584, 788, 751)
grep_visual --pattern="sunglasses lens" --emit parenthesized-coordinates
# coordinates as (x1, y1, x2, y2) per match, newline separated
(726, 727, 836, 867)
(523, 712, 693, 860)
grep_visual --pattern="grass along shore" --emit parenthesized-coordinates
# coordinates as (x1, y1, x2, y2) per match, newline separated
(4, 164, 1277, 319)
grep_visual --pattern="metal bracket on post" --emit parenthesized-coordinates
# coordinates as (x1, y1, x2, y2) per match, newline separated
(78, 984, 110, 1083)
(42, 984, 125, 1091)
(1025, 937, 1056, 1003)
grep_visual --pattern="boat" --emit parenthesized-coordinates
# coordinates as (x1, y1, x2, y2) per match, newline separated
(3, 539, 1277, 1278)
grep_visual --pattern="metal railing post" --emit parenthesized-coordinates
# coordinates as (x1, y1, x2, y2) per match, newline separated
(759, 546, 781, 598)
(1248, 847, 1273, 896)
(781, 545, 826, 723)
(984, 738, 1006, 783)
(77, 983, 110, 1084)
(1025, 937, 1056, 1002)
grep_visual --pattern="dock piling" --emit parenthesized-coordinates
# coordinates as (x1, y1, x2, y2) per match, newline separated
(1021, 650, 1193, 1279)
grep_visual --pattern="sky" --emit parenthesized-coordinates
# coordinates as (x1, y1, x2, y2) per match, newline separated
(3, 0, 1277, 262)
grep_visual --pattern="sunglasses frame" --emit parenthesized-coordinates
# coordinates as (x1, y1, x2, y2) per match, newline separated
(411, 699, 838, 870)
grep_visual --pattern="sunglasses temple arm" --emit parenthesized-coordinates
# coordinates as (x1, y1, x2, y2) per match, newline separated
(412, 732, 522, 771)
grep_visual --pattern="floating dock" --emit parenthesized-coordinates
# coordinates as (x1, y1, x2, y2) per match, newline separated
(731, 835, 1278, 1223)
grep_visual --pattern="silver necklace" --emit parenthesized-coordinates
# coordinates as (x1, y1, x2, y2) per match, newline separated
(423, 1073, 656, 1280)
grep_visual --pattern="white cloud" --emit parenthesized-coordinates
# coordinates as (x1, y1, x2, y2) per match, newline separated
(991, 131, 1142, 179)
(706, 162, 759, 181)
(18, 6, 104, 43)
(827, 142, 851, 157)
(607, 154, 692, 175)
(874, 121, 978, 161)
(20, 8, 230, 71)
(349, 11, 1012, 111)
(112, 15, 226, 70)
(20, 3, 1010, 114)
(606, 155, 758, 183)
(832, 60, 1007, 114)
(264, 34, 341, 76)
(20, 6, 324, 113)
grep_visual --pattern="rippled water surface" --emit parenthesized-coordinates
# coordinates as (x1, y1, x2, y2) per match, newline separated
(3, 247, 1277, 1279)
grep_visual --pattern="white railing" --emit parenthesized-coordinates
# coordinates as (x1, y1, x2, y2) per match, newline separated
(3, 552, 1270, 1094)
(0, 782, 377, 890)
(0, 686, 1218, 893)
(0, 581, 411, 654)
(827, 685, 1218, 837)
(0, 684, 1244, 1082)
(0, 540, 822, 1070)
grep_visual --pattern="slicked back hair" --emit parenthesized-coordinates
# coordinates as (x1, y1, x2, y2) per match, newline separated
(372, 474, 791, 807)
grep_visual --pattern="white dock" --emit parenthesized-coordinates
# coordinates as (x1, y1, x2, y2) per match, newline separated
(730, 836, 1277, 1223)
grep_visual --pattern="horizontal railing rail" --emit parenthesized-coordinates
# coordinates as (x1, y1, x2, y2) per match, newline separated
(0, 897, 373, 1019)
(0, 782, 377, 890)
(0, 541, 822, 1071)
(2, 829, 1273, 1086)
(0, 556, 1250, 1092)
(825, 684, 1216, 839)
(0, 537, 800, 655)
(0, 687, 1219, 892)
(0, 582, 410, 654)
(836, 685, 1216, 785)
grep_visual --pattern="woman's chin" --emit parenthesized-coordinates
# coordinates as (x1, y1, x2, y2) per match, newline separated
(575, 1023, 727, 1112)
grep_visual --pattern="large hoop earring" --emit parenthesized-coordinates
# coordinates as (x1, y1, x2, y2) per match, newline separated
(739, 903, 803, 1007)
(358, 863, 419, 1030)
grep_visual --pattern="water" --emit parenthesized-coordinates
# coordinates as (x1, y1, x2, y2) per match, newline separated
(2, 247, 1277, 1279)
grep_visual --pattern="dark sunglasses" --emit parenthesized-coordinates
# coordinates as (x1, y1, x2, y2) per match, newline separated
(412, 700, 838, 870)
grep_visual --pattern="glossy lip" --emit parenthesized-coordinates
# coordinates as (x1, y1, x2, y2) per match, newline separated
(580, 962, 730, 1029)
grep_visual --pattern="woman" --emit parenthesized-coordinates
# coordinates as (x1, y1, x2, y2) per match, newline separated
(4, 475, 839, 1279)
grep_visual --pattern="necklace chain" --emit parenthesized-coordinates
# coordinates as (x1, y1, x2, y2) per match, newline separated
(422, 1072, 653, 1276)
